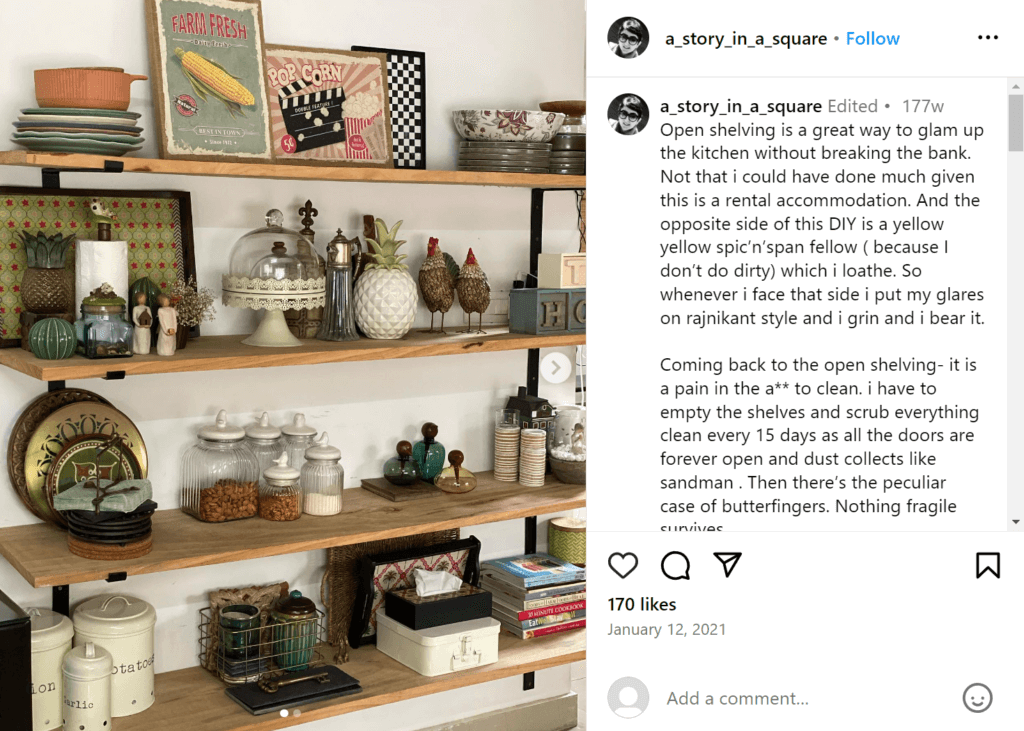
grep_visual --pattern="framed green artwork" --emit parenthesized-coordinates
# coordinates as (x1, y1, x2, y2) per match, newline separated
(145, 0, 273, 162)
(0, 187, 196, 347)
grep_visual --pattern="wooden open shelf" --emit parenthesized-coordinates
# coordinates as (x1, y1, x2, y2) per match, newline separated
(0, 472, 585, 588)
(119, 630, 584, 731)
(0, 151, 585, 188)
(0, 328, 585, 382)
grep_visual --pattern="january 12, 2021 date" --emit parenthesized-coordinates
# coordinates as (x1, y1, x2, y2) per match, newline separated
(607, 622, 726, 638)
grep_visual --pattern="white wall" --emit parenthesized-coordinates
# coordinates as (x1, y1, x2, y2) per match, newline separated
(0, 1, 585, 728)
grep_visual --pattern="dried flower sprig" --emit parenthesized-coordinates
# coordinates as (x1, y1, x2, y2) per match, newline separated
(170, 276, 216, 328)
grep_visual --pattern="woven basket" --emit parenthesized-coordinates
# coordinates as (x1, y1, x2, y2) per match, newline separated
(321, 529, 459, 663)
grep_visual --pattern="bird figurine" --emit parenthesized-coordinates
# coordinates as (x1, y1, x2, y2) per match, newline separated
(418, 237, 459, 334)
(456, 248, 490, 334)
(88, 198, 116, 225)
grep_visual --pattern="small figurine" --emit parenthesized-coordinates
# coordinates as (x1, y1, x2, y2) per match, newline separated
(434, 450, 477, 494)
(571, 423, 586, 455)
(383, 441, 423, 486)
(456, 248, 490, 334)
(418, 238, 458, 334)
(412, 422, 446, 480)
(156, 293, 178, 356)
(132, 292, 152, 355)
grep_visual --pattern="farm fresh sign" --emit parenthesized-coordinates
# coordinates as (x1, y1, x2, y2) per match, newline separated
(147, 0, 272, 161)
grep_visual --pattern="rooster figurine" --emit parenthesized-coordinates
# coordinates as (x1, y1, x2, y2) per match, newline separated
(456, 248, 490, 334)
(418, 237, 459, 333)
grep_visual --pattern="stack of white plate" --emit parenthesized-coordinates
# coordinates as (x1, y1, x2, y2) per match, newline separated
(12, 107, 143, 156)
(458, 141, 552, 174)
(519, 429, 548, 487)
(494, 425, 521, 482)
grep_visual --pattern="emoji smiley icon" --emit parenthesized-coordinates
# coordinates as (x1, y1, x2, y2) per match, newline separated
(962, 683, 992, 713)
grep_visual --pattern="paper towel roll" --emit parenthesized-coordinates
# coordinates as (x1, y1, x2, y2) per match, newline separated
(75, 239, 128, 308)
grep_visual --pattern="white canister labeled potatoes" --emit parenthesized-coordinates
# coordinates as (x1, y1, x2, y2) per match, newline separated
(28, 607, 74, 731)
(73, 594, 156, 717)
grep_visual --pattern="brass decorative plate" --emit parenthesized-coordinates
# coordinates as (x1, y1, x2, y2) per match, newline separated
(7, 389, 111, 521)
(24, 402, 147, 525)
(44, 434, 145, 526)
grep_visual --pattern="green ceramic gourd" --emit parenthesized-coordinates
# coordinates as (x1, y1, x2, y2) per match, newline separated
(28, 318, 76, 360)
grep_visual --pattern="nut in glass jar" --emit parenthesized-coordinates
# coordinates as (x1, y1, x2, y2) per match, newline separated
(259, 452, 302, 521)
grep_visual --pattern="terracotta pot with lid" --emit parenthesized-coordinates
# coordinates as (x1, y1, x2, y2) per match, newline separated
(34, 67, 148, 111)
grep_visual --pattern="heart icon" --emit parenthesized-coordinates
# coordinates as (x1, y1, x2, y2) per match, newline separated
(608, 552, 639, 579)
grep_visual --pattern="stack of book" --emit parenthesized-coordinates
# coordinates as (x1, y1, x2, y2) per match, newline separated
(480, 553, 586, 639)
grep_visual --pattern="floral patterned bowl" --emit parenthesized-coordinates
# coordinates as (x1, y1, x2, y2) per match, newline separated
(452, 110, 566, 142)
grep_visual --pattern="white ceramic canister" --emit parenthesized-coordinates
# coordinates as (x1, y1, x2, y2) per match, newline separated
(73, 594, 156, 717)
(62, 642, 112, 731)
(28, 608, 74, 731)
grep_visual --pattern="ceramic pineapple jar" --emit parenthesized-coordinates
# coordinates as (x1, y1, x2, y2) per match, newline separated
(354, 219, 418, 339)
(19, 231, 75, 313)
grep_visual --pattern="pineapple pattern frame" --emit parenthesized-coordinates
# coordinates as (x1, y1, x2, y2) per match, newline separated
(0, 189, 195, 344)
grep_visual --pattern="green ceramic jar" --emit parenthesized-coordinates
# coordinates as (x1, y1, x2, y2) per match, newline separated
(270, 591, 318, 671)
(28, 317, 76, 360)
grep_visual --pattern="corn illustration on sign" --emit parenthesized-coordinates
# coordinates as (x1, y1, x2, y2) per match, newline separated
(146, 0, 272, 161)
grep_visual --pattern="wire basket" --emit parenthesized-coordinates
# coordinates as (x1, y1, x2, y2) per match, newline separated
(199, 606, 328, 685)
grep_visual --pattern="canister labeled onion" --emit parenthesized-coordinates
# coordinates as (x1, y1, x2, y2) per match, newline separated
(28, 607, 74, 731)
(62, 642, 112, 731)
(73, 594, 156, 717)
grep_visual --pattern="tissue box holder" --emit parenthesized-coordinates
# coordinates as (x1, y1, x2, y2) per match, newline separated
(375, 610, 500, 677)
(385, 584, 492, 631)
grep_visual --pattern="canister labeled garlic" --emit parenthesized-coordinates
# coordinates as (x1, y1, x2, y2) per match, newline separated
(62, 642, 112, 731)
(73, 594, 156, 717)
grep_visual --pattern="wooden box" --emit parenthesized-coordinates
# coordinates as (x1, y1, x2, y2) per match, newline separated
(509, 289, 586, 335)
(537, 253, 586, 289)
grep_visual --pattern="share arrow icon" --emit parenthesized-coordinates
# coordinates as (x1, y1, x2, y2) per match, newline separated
(714, 552, 742, 578)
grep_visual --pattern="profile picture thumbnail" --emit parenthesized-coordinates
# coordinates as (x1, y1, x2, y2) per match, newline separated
(608, 93, 649, 136)
(607, 676, 650, 719)
(608, 17, 649, 58)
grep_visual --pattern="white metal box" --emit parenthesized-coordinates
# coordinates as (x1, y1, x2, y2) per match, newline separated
(537, 253, 586, 289)
(375, 609, 500, 677)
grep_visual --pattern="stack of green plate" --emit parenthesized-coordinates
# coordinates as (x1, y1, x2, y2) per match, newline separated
(458, 141, 552, 173)
(12, 107, 144, 155)
(549, 118, 585, 176)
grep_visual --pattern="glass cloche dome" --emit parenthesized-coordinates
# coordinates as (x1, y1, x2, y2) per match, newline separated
(222, 210, 325, 347)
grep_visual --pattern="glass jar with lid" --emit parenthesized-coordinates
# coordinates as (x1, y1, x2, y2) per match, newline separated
(245, 412, 283, 483)
(181, 410, 260, 522)
(259, 453, 302, 521)
(301, 432, 343, 516)
(282, 414, 317, 470)
(74, 283, 133, 359)
(548, 405, 586, 485)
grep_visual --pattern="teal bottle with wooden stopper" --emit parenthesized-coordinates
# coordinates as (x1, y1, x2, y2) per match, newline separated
(412, 422, 446, 480)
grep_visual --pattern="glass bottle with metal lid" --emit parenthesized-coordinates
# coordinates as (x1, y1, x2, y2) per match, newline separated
(245, 412, 283, 484)
(259, 453, 302, 521)
(282, 414, 317, 470)
(181, 410, 260, 522)
(316, 229, 359, 342)
(301, 433, 343, 516)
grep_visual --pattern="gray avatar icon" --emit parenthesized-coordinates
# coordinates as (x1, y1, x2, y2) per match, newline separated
(608, 676, 650, 719)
